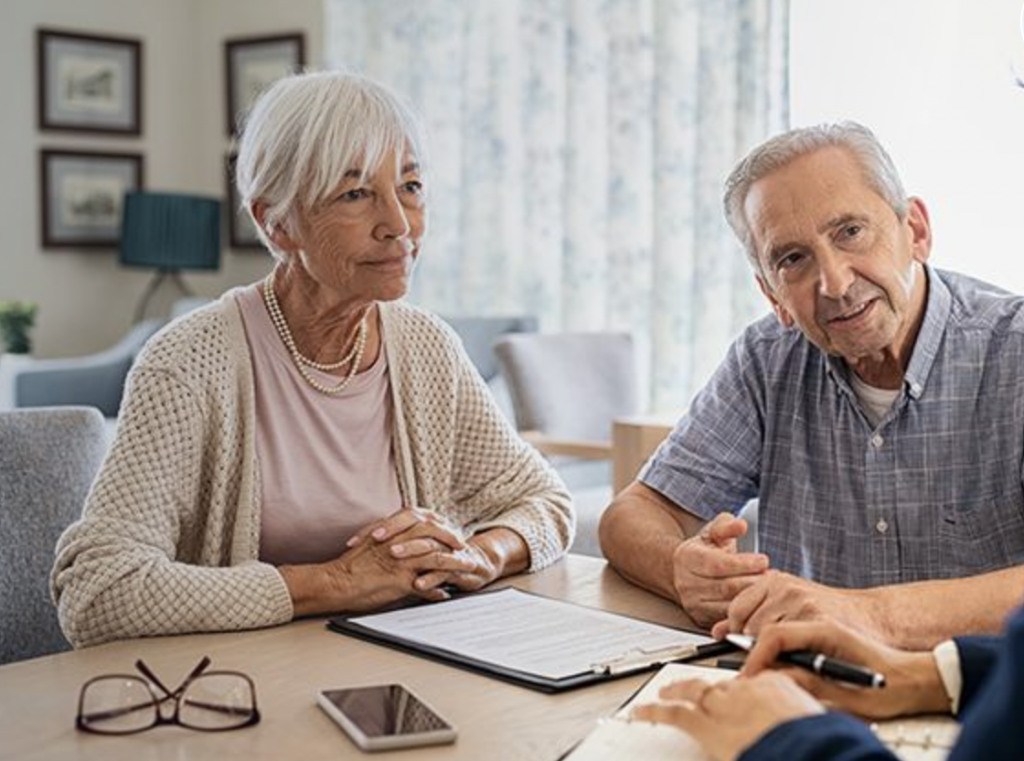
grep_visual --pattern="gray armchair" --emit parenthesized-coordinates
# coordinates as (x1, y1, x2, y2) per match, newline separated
(2, 319, 163, 418)
(441, 315, 538, 421)
(495, 333, 639, 557)
(0, 407, 107, 663)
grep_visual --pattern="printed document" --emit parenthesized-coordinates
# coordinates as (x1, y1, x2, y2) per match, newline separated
(347, 588, 712, 680)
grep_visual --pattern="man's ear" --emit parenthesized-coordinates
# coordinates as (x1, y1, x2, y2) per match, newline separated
(905, 196, 932, 265)
(251, 202, 301, 254)
(757, 275, 794, 328)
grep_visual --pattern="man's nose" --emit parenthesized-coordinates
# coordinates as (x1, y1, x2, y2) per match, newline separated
(817, 250, 855, 300)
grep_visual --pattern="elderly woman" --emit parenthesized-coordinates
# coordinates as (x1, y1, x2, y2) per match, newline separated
(52, 72, 574, 648)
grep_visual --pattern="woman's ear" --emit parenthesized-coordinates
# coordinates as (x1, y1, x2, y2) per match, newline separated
(251, 202, 301, 254)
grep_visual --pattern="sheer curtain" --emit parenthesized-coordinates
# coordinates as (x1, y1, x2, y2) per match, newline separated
(325, 0, 789, 412)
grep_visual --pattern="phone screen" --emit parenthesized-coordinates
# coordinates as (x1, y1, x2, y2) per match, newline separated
(320, 685, 452, 738)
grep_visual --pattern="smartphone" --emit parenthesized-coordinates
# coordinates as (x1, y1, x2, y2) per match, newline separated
(317, 684, 457, 751)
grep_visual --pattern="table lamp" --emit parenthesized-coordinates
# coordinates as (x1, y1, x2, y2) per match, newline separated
(120, 191, 221, 322)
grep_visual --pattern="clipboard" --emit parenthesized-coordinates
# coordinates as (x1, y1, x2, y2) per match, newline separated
(327, 588, 734, 693)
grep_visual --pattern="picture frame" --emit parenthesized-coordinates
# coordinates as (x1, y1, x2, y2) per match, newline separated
(40, 149, 144, 249)
(225, 33, 305, 136)
(225, 153, 264, 250)
(37, 28, 142, 135)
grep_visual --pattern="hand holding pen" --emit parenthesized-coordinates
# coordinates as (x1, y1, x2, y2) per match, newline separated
(633, 620, 953, 761)
(727, 633, 886, 688)
(737, 620, 952, 720)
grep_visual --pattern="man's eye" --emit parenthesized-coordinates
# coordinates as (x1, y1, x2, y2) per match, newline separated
(777, 252, 803, 270)
(841, 224, 862, 239)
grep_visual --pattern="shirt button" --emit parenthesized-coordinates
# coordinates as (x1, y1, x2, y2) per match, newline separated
(876, 518, 889, 534)
(871, 434, 884, 448)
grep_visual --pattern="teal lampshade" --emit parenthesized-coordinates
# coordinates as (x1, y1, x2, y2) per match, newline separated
(120, 192, 221, 271)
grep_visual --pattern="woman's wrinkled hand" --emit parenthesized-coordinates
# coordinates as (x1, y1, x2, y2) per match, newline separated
(315, 526, 478, 613)
(344, 507, 514, 595)
(405, 540, 503, 594)
(346, 507, 466, 553)
(631, 674, 824, 761)
(282, 509, 527, 617)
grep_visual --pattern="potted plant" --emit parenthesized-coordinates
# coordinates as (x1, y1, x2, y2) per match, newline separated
(0, 301, 38, 409)
(0, 301, 38, 354)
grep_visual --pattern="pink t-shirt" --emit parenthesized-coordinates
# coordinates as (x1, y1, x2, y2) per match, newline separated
(235, 285, 403, 566)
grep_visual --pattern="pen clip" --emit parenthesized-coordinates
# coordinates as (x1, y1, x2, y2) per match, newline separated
(591, 643, 700, 676)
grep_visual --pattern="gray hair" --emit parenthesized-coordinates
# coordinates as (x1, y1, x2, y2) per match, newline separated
(723, 121, 908, 273)
(235, 70, 427, 260)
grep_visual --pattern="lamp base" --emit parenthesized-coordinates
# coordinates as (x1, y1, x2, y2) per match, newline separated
(134, 269, 193, 323)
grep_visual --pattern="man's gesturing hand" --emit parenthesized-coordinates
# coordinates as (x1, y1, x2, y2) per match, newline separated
(710, 571, 891, 644)
(672, 513, 770, 628)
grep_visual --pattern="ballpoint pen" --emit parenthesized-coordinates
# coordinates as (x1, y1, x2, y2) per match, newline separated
(726, 633, 887, 688)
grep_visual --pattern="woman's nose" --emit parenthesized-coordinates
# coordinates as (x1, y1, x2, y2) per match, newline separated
(374, 192, 411, 240)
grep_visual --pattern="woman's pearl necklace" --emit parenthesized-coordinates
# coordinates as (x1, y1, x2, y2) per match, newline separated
(261, 270, 370, 396)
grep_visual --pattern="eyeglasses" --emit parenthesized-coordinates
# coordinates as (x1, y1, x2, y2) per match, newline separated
(76, 656, 260, 734)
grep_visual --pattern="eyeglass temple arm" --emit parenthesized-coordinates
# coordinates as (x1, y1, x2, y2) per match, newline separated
(135, 656, 212, 699)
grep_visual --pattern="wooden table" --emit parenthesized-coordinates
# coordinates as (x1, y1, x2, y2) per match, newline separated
(0, 555, 695, 761)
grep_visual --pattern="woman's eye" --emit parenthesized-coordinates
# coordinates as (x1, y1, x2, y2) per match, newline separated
(841, 224, 862, 239)
(339, 188, 370, 202)
(402, 180, 424, 195)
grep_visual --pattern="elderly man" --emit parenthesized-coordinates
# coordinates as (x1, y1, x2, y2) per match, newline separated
(600, 122, 1024, 649)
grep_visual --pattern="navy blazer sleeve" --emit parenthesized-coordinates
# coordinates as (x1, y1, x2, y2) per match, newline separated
(945, 608, 1024, 761)
(741, 606, 1024, 761)
(739, 713, 893, 761)
(953, 634, 1000, 710)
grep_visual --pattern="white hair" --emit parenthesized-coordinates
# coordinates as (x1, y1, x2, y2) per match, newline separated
(235, 70, 427, 260)
(723, 121, 908, 273)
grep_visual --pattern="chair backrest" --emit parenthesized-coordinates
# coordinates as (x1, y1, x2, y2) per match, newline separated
(440, 315, 539, 382)
(0, 407, 106, 663)
(441, 316, 539, 422)
(13, 318, 163, 417)
(495, 332, 639, 443)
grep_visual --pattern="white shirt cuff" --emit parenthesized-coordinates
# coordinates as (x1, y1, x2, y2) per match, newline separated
(932, 639, 962, 716)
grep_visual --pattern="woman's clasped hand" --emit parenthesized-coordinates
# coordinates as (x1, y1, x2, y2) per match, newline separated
(329, 507, 503, 610)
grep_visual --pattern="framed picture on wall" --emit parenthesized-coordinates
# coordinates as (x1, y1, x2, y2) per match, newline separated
(225, 153, 263, 250)
(37, 28, 142, 135)
(225, 33, 305, 136)
(40, 149, 144, 248)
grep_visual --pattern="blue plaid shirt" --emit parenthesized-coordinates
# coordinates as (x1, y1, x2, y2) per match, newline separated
(642, 267, 1024, 588)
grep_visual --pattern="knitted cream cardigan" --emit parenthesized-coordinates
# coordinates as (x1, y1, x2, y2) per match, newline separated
(52, 293, 574, 648)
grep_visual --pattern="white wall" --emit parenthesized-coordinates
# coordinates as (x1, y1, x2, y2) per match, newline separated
(791, 0, 1024, 292)
(0, 0, 323, 358)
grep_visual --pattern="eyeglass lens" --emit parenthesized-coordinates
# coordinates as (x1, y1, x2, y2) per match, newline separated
(79, 676, 157, 733)
(179, 674, 256, 730)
